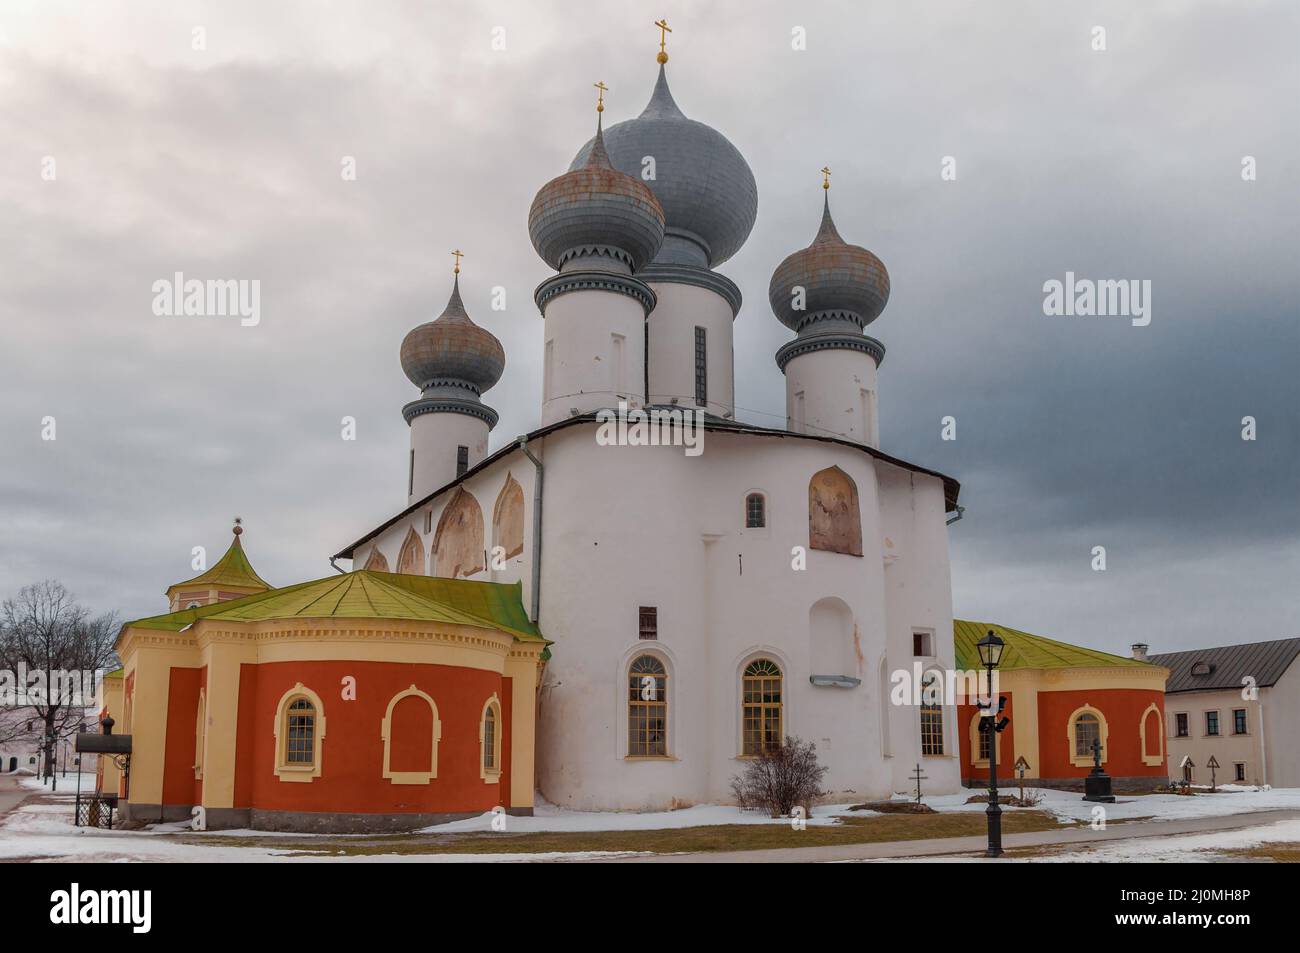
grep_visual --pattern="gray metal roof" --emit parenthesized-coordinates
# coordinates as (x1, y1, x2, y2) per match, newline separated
(1147, 638, 1300, 694)
(569, 65, 758, 268)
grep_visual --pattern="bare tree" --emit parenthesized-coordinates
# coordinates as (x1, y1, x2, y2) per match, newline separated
(0, 581, 118, 781)
(730, 736, 828, 818)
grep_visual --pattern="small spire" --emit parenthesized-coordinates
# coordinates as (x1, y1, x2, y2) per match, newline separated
(641, 64, 685, 119)
(814, 190, 843, 245)
(654, 18, 672, 64)
(584, 111, 614, 170)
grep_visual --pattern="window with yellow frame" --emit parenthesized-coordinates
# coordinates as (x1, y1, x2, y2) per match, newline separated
(742, 658, 783, 756)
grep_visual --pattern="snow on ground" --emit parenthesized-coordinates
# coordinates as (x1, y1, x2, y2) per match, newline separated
(0, 803, 642, 862)
(1037, 818, 1300, 862)
(914, 784, 1300, 824)
(417, 799, 862, 834)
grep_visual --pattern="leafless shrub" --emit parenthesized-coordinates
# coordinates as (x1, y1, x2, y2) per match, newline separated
(730, 736, 828, 818)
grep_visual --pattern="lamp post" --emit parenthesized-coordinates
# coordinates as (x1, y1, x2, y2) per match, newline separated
(976, 630, 1007, 858)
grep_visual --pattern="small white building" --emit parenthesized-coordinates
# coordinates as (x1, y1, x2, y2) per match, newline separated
(336, 50, 967, 810)
(1146, 639, 1300, 788)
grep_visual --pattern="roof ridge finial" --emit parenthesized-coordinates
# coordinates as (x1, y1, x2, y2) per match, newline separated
(655, 18, 671, 64)
(821, 165, 831, 191)
(594, 80, 607, 114)
(452, 248, 463, 276)
(232, 516, 243, 537)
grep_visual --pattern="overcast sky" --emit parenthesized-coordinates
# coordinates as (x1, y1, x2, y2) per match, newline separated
(1, 0, 1296, 656)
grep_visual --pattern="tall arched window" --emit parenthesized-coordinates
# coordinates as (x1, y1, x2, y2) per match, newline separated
(742, 659, 783, 756)
(396, 526, 425, 575)
(745, 493, 766, 528)
(628, 655, 668, 757)
(919, 672, 944, 756)
(1074, 712, 1100, 758)
(274, 683, 326, 782)
(480, 695, 503, 781)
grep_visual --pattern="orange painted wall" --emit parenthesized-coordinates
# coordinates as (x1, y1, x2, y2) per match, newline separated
(234, 660, 512, 816)
(1038, 689, 1166, 779)
(957, 691, 1017, 783)
(161, 667, 200, 806)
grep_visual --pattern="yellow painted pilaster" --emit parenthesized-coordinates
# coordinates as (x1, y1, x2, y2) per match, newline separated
(198, 636, 257, 810)
(504, 649, 543, 810)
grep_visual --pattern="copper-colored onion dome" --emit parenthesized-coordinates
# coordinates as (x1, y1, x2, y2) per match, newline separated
(769, 194, 891, 332)
(400, 276, 505, 393)
(529, 117, 665, 272)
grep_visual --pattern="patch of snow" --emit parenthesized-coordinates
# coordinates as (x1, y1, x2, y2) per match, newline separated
(417, 801, 861, 834)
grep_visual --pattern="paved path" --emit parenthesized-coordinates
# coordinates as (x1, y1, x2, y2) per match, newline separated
(0, 774, 33, 817)
(615, 809, 1300, 863)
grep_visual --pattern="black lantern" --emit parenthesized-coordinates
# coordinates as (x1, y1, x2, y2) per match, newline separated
(977, 629, 1008, 858)
(976, 631, 1005, 668)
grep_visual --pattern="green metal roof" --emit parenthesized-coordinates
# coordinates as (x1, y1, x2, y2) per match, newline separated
(130, 571, 545, 644)
(169, 534, 271, 593)
(953, 619, 1154, 671)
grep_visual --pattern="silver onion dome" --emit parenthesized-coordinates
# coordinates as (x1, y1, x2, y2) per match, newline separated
(769, 193, 891, 332)
(529, 117, 665, 273)
(570, 66, 758, 268)
(400, 275, 505, 394)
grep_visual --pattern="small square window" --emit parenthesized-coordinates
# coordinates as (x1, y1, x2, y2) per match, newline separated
(639, 606, 657, 640)
(913, 631, 933, 657)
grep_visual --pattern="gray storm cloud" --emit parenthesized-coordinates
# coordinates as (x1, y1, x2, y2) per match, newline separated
(0, 0, 1295, 654)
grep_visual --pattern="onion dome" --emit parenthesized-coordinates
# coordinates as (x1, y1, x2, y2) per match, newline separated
(569, 65, 758, 268)
(769, 190, 890, 333)
(400, 273, 505, 395)
(529, 114, 665, 273)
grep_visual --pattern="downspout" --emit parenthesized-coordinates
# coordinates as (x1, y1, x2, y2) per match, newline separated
(945, 504, 966, 526)
(328, 557, 346, 575)
(517, 435, 544, 624)
(1257, 697, 1267, 786)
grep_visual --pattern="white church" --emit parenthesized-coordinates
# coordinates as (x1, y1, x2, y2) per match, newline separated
(334, 44, 965, 811)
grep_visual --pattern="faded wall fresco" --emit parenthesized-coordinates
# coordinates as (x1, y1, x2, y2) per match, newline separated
(433, 487, 485, 578)
(808, 466, 863, 556)
(493, 474, 525, 561)
(396, 526, 425, 575)
(363, 547, 390, 572)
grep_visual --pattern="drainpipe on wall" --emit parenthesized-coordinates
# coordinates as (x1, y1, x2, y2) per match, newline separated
(1257, 697, 1268, 786)
(328, 556, 346, 575)
(517, 435, 544, 624)
(945, 505, 966, 526)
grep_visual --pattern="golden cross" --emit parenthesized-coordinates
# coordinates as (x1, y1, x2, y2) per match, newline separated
(451, 249, 463, 274)
(594, 81, 608, 113)
(821, 166, 831, 190)
(655, 18, 671, 63)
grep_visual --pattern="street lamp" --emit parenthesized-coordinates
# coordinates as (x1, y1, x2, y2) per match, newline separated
(976, 630, 1008, 858)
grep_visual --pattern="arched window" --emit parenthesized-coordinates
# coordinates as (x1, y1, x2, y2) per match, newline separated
(194, 688, 206, 780)
(742, 659, 783, 756)
(1074, 712, 1100, 758)
(1066, 705, 1109, 767)
(480, 695, 503, 781)
(745, 492, 766, 528)
(273, 683, 326, 781)
(628, 655, 668, 757)
(919, 671, 944, 756)
(808, 466, 863, 556)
